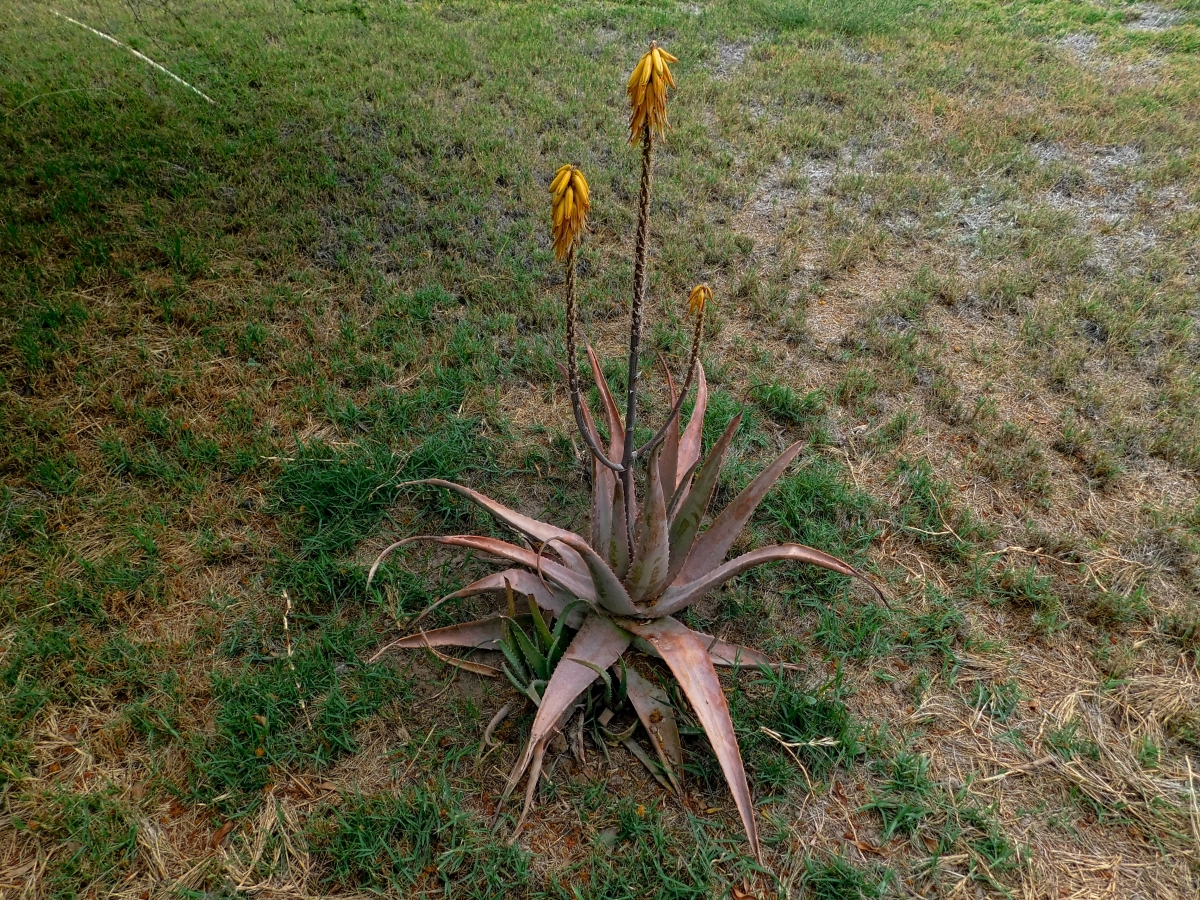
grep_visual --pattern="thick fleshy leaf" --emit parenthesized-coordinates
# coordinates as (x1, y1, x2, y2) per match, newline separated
(510, 699, 580, 840)
(587, 345, 624, 457)
(665, 414, 742, 586)
(436, 569, 574, 618)
(584, 398, 616, 563)
(376, 535, 598, 605)
(648, 543, 869, 617)
(666, 458, 700, 521)
(369, 616, 510, 661)
(675, 363, 707, 492)
(675, 440, 805, 585)
(591, 460, 616, 562)
(608, 478, 630, 579)
(628, 622, 792, 670)
(658, 361, 680, 497)
(621, 617, 760, 862)
(404, 479, 588, 576)
(623, 665, 682, 794)
(687, 631, 777, 669)
(576, 373, 608, 463)
(498, 613, 632, 814)
(624, 446, 670, 603)
(558, 535, 641, 616)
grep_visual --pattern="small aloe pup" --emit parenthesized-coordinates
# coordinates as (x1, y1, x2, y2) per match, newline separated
(368, 43, 882, 862)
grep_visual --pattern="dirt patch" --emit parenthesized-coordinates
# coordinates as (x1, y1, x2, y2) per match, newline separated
(712, 40, 752, 79)
(1126, 3, 1184, 32)
(1060, 33, 1100, 62)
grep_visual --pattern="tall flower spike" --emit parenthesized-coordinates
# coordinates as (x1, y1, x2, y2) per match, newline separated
(627, 42, 677, 144)
(550, 164, 590, 261)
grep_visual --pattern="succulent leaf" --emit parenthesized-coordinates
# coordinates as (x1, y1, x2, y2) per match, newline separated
(658, 360, 680, 495)
(587, 345, 625, 457)
(411, 535, 599, 604)
(620, 616, 760, 862)
(624, 665, 683, 794)
(406, 479, 590, 576)
(558, 534, 641, 616)
(675, 363, 707, 495)
(649, 543, 867, 617)
(675, 440, 805, 585)
(624, 446, 670, 602)
(578, 390, 619, 564)
(369, 616, 512, 661)
(665, 413, 742, 585)
(607, 477, 631, 579)
(435, 569, 575, 619)
(498, 613, 632, 816)
(527, 594, 555, 653)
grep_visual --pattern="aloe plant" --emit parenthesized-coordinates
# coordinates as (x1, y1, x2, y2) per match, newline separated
(367, 43, 882, 862)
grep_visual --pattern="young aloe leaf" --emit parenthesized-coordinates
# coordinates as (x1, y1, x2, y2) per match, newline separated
(621, 735, 675, 793)
(499, 632, 530, 684)
(621, 616, 760, 862)
(548, 600, 589, 669)
(497, 613, 632, 816)
(649, 543, 873, 618)
(527, 594, 555, 654)
(675, 362, 707, 492)
(551, 600, 589, 647)
(502, 661, 532, 698)
(614, 655, 628, 707)
(510, 620, 549, 681)
(624, 445, 670, 602)
(624, 665, 683, 794)
(665, 413, 742, 585)
(558, 534, 641, 616)
(675, 440, 804, 585)
(573, 658, 614, 709)
(527, 679, 547, 704)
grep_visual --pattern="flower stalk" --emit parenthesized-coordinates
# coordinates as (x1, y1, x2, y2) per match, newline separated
(621, 122, 653, 546)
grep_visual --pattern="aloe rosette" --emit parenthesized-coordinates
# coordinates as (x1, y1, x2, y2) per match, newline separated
(366, 41, 882, 862)
(367, 355, 880, 860)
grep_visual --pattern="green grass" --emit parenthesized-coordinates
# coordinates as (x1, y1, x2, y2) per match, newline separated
(308, 781, 529, 897)
(2, 0, 1199, 894)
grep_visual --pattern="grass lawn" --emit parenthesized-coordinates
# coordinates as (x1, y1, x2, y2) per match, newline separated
(2, 0, 1199, 895)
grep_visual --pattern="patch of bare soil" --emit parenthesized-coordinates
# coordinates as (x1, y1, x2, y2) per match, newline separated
(1126, 4, 1185, 32)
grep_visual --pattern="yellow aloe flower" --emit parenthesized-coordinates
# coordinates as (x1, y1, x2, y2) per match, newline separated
(627, 42, 677, 144)
(688, 283, 711, 316)
(549, 164, 590, 260)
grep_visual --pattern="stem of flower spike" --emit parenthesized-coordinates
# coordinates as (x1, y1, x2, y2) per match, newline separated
(635, 300, 704, 459)
(565, 246, 624, 473)
(621, 121, 653, 546)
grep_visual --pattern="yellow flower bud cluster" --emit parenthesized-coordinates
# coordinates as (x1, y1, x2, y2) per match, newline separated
(688, 284, 711, 316)
(627, 43, 677, 145)
(549, 164, 590, 260)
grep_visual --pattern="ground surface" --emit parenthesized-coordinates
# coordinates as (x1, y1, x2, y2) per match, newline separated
(1, 0, 1199, 897)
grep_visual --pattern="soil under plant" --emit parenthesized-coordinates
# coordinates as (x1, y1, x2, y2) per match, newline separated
(1, 0, 1198, 897)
